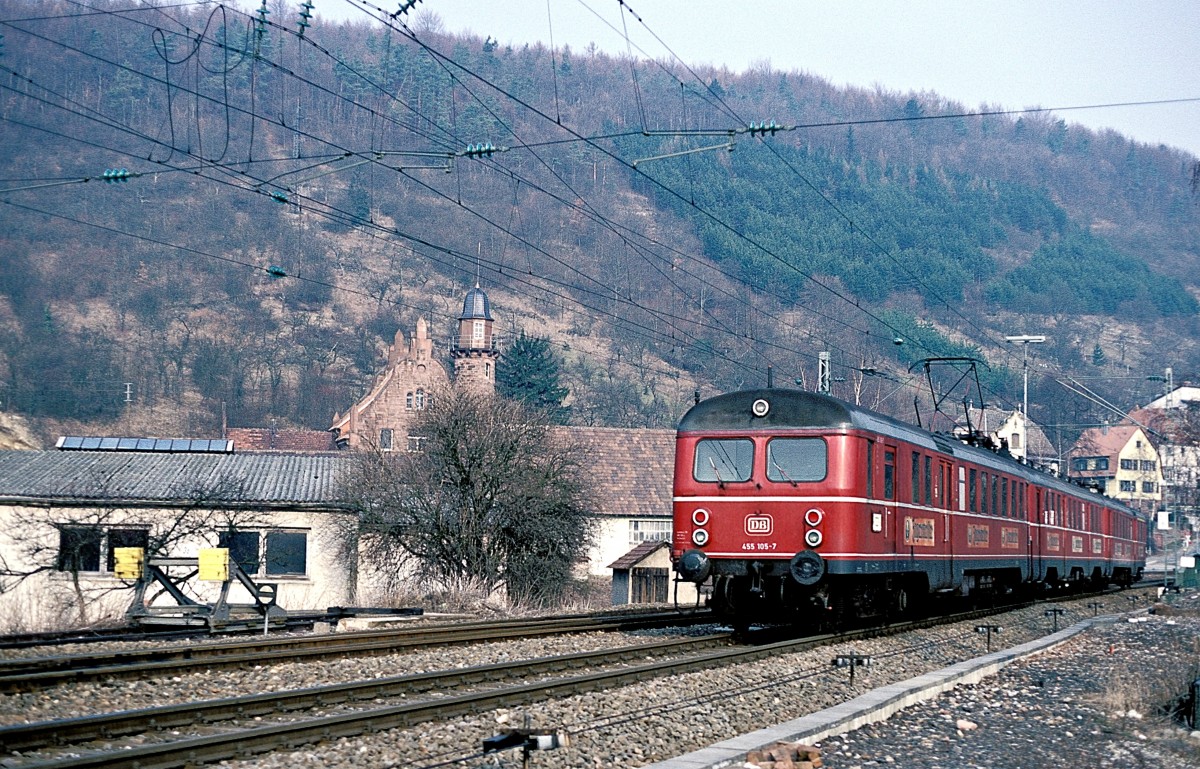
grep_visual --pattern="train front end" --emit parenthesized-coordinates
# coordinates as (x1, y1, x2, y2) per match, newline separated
(672, 389, 857, 621)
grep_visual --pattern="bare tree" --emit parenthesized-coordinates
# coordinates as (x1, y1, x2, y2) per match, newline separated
(342, 387, 595, 607)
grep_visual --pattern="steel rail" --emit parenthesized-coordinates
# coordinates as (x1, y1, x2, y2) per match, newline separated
(0, 633, 735, 753)
(0, 610, 711, 693)
(3, 605, 1020, 769)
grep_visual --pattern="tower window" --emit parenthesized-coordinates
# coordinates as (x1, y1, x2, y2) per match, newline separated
(472, 320, 485, 343)
(484, 362, 491, 379)
(405, 392, 413, 410)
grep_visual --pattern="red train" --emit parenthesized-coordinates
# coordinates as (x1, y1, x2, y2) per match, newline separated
(671, 389, 1146, 622)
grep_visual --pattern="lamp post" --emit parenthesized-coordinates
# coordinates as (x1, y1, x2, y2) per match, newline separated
(1006, 335, 1046, 461)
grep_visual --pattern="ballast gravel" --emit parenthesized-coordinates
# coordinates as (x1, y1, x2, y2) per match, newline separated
(0, 590, 1189, 769)
(817, 612, 1200, 769)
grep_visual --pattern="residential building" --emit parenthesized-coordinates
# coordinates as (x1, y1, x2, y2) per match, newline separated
(1067, 424, 1163, 514)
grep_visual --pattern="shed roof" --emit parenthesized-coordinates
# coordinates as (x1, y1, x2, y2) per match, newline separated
(0, 450, 351, 509)
(607, 540, 668, 570)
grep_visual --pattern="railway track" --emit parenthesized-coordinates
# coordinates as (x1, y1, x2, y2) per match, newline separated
(0, 602, 1043, 769)
(0, 609, 713, 693)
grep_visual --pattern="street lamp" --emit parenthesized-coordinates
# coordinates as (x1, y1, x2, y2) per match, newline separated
(1006, 335, 1046, 461)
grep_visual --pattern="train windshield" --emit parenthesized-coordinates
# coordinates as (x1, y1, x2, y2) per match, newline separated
(693, 439, 754, 483)
(766, 438, 827, 483)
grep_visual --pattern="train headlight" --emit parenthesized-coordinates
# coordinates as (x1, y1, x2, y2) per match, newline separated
(691, 508, 710, 527)
(751, 398, 770, 417)
(804, 529, 823, 548)
(677, 549, 711, 583)
(804, 508, 824, 527)
(691, 528, 710, 546)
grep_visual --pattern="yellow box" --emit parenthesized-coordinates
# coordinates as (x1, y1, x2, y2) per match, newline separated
(198, 548, 230, 581)
(112, 547, 144, 579)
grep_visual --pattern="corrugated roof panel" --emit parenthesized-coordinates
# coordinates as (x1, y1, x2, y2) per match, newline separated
(0, 451, 352, 506)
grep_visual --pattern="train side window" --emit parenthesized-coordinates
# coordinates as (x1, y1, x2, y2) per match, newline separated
(883, 450, 895, 500)
(693, 438, 754, 483)
(766, 438, 827, 483)
(957, 466, 966, 512)
(866, 441, 874, 498)
(981, 472, 989, 515)
(1001, 478, 1009, 518)
(969, 468, 978, 513)
(991, 474, 999, 518)
(924, 456, 932, 506)
(911, 452, 921, 504)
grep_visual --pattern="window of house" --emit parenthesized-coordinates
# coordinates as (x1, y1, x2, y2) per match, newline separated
(414, 389, 426, 410)
(1119, 480, 1136, 492)
(1096, 458, 1109, 470)
(106, 528, 149, 572)
(1120, 459, 1137, 470)
(56, 526, 102, 572)
(405, 391, 414, 410)
(1140, 460, 1157, 471)
(694, 438, 754, 483)
(629, 519, 670, 544)
(1010, 432, 1021, 449)
(766, 438, 827, 483)
(407, 435, 427, 452)
(380, 428, 394, 451)
(1142, 481, 1156, 494)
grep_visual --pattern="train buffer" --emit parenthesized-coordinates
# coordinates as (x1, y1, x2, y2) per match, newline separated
(119, 548, 288, 632)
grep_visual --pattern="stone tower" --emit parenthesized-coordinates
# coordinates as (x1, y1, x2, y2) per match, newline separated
(451, 284, 497, 394)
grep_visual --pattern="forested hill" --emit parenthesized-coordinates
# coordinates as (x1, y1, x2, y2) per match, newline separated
(1, 1, 1198, 446)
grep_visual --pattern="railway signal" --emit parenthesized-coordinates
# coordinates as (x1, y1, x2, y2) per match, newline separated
(832, 652, 872, 683)
(974, 624, 1001, 652)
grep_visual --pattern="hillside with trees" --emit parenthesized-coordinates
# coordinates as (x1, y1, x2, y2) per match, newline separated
(1, 1, 1198, 452)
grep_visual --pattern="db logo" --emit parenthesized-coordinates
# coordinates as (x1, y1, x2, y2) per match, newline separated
(745, 514, 773, 536)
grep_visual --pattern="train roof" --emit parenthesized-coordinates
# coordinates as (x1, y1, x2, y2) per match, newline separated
(678, 389, 1139, 517)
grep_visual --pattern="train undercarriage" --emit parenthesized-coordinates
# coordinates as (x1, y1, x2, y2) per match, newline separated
(695, 559, 1135, 627)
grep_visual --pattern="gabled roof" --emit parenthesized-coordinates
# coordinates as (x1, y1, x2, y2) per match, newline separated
(555, 426, 674, 518)
(1070, 424, 1152, 459)
(0, 451, 351, 509)
(607, 540, 668, 570)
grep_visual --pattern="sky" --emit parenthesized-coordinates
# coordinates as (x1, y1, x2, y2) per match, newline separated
(309, 0, 1200, 158)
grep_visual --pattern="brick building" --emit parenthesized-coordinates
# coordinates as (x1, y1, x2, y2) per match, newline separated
(329, 287, 498, 451)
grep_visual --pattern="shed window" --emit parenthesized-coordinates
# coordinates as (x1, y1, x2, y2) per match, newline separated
(266, 531, 307, 576)
(106, 529, 149, 572)
(218, 530, 261, 575)
(56, 526, 102, 572)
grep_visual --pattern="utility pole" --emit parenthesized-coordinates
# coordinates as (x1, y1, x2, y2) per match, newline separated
(1006, 335, 1046, 461)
